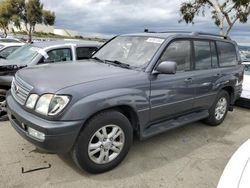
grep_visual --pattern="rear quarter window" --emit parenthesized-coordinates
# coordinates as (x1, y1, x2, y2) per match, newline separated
(76, 47, 98, 60)
(217, 41, 237, 67)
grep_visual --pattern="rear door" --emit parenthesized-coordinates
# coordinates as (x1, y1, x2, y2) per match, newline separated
(150, 40, 196, 123)
(192, 40, 221, 110)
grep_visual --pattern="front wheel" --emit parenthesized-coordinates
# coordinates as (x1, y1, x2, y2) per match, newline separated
(72, 110, 133, 173)
(0, 89, 8, 121)
(204, 90, 229, 126)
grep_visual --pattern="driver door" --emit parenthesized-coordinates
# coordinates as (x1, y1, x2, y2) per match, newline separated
(150, 40, 196, 123)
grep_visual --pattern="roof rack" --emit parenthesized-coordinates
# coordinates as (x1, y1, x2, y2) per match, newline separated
(144, 29, 231, 40)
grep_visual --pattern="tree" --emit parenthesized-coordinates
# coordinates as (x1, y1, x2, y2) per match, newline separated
(180, 0, 250, 36)
(43, 10, 55, 25)
(0, 0, 17, 37)
(9, 0, 56, 42)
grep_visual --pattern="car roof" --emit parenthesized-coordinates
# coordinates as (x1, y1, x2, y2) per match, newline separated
(121, 31, 234, 42)
(31, 40, 103, 49)
(0, 42, 24, 47)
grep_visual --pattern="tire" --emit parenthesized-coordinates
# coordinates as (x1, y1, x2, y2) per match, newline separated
(71, 110, 133, 173)
(204, 90, 230, 126)
(0, 89, 8, 121)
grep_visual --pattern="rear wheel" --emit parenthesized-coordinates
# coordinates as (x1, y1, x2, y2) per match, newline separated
(204, 90, 229, 126)
(0, 89, 8, 121)
(72, 110, 133, 173)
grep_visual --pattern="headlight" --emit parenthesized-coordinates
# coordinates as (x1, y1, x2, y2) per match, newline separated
(48, 95, 70, 116)
(26, 94, 39, 109)
(35, 94, 54, 115)
(34, 94, 70, 116)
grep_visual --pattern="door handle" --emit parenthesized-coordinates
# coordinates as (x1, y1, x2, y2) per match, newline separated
(184, 78, 193, 83)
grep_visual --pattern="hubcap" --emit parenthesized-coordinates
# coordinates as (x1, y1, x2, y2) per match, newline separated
(88, 124, 125, 164)
(215, 97, 227, 121)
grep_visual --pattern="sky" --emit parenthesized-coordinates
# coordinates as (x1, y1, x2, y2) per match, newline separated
(41, 0, 250, 43)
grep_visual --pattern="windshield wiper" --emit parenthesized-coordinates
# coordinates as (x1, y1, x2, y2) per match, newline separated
(104, 60, 131, 69)
(0, 55, 6, 59)
(90, 57, 105, 63)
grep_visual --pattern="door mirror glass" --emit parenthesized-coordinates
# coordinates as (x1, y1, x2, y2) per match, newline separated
(155, 61, 177, 74)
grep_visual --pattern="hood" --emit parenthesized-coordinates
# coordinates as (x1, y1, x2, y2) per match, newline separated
(17, 60, 137, 93)
(0, 59, 22, 76)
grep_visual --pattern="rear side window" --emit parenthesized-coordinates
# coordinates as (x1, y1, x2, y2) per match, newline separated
(194, 41, 211, 70)
(76, 47, 98, 60)
(217, 41, 237, 67)
(159, 40, 191, 71)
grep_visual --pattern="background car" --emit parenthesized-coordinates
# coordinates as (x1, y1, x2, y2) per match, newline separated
(236, 45, 250, 108)
(0, 40, 103, 121)
(0, 43, 24, 59)
(217, 139, 250, 188)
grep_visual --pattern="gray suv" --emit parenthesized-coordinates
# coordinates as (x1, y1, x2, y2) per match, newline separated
(6, 31, 244, 173)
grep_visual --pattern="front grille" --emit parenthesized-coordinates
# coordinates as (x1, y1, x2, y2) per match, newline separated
(11, 76, 33, 105)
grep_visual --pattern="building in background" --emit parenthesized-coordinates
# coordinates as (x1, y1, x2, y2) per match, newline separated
(8, 23, 79, 37)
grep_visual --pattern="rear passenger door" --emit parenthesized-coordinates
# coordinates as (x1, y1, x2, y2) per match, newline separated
(192, 40, 221, 110)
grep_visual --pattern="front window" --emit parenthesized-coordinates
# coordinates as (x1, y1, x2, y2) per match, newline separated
(93, 36, 164, 68)
(6, 44, 40, 65)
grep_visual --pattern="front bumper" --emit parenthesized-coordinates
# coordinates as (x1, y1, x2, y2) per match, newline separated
(6, 92, 85, 153)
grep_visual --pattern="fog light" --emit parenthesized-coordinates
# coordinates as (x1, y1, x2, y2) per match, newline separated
(27, 127, 45, 141)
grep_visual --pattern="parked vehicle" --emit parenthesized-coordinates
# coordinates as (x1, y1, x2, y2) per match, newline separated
(7, 31, 244, 173)
(236, 46, 250, 108)
(217, 139, 250, 188)
(0, 43, 24, 59)
(0, 38, 23, 43)
(0, 40, 102, 120)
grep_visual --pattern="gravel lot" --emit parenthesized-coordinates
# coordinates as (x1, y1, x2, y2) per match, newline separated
(0, 107, 249, 188)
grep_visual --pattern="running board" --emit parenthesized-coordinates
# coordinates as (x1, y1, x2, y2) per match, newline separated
(141, 110, 209, 139)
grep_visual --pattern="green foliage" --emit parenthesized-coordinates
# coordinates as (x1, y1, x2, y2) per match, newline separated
(179, 0, 250, 35)
(0, 0, 55, 41)
(43, 10, 55, 25)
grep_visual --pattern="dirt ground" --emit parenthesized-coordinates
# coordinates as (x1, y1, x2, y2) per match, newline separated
(0, 107, 249, 188)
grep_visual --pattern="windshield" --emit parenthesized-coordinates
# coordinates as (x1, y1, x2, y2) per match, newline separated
(93, 36, 165, 68)
(239, 45, 250, 62)
(6, 44, 40, 65)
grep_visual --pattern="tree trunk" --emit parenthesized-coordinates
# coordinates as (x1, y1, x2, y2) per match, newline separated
(28, 25, 32, 43)
(3, 28, 7, 38)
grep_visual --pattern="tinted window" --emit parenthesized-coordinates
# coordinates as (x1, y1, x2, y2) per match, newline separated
(0, 46, 20, 58)
(194, 41, 211, 70)
(160, 40, 191, 71)
(217, 41, 237, 67)
(76, 47, 97, 60)
(46, 48, 72, 63)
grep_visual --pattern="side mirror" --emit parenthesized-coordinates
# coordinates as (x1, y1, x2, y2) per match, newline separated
(154, 61, 177, 74)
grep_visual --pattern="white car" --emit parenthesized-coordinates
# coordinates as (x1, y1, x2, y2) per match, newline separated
(0, 43, 24, 59)
(237, 45, 250, 108)
(217, 139, 250, 188)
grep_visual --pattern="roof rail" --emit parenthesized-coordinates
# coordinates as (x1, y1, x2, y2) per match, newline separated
(191, 32, 231, 40)
(144, 29, 231, 40)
